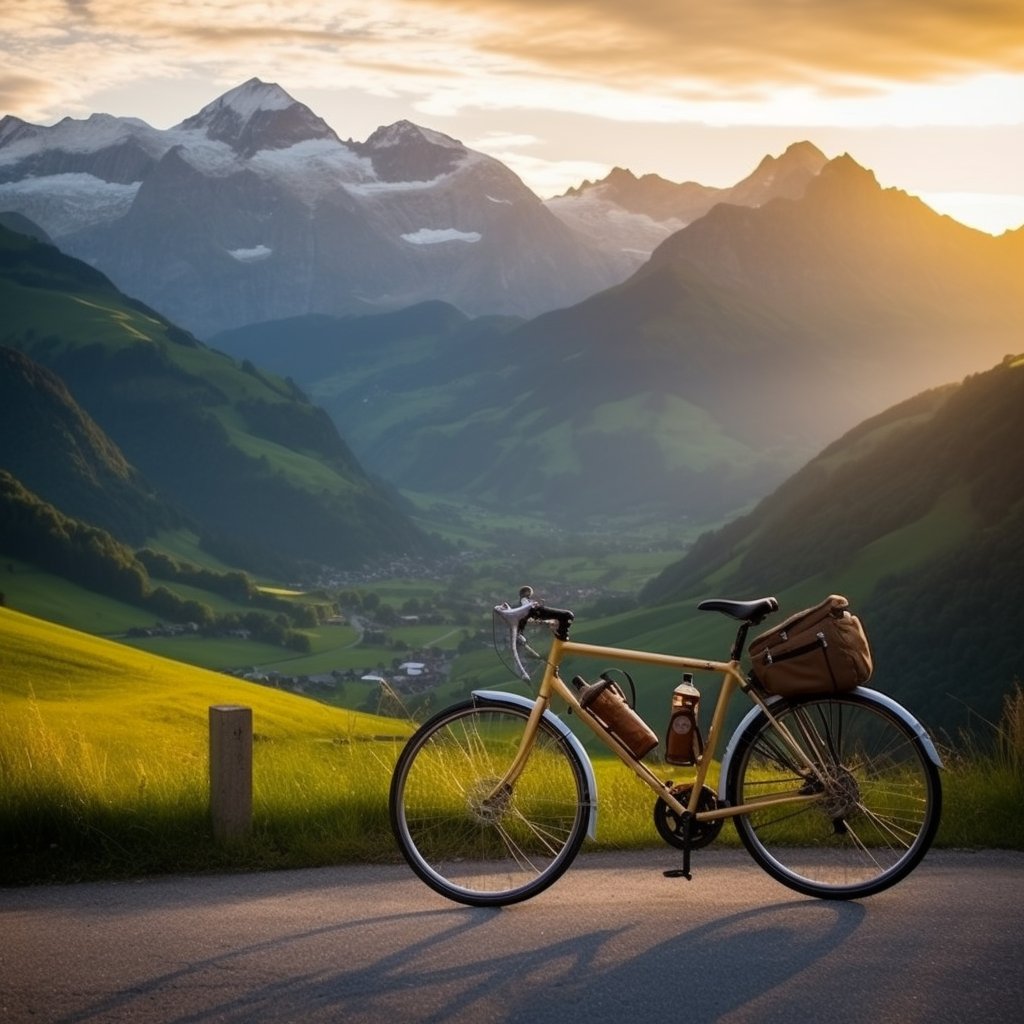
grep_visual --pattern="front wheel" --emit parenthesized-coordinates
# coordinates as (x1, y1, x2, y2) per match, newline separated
(389, 700, 592, 906)
(726, 692, 941, 899)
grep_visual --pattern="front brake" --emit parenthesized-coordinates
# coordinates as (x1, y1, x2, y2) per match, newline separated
(492, 593, 538, 681)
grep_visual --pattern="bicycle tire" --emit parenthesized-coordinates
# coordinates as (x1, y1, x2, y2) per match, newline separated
(389, 699, 592, 906)
(726, 691, 941, 899)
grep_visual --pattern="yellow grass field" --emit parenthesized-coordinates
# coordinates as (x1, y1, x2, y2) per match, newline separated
(0, 606, 412, 881)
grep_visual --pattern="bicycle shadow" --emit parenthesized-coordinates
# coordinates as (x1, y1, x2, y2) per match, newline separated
(506, 899, 868, 1023)
(54, 895, 864, 1024)
(50, 906, 495, 1024)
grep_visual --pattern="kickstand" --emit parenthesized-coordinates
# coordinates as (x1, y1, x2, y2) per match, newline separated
(663, 812, 694, 880)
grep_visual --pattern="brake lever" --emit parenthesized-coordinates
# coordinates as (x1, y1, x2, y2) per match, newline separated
(493, 596, 539, 681)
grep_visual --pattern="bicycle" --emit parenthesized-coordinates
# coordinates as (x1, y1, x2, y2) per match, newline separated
(389, 586, 942, 907)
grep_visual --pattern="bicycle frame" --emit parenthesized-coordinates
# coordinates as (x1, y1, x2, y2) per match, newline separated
(495, 631, 824, 826)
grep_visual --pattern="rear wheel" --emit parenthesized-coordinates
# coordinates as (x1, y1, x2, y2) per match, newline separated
(389, 700, 591, 906)
(726, 692, 941, 899)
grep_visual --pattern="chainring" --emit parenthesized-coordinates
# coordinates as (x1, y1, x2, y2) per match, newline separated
(653, 783, 723, 850)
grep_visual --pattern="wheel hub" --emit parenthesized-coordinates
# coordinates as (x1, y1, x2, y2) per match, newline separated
(468, 780, 512, 823)
(820, 767, 861, 820)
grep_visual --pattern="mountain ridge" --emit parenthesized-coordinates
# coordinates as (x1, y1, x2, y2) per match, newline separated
(0, 79, 621, 335)
(544, 141, 829, 267)
(176, 77, 342, 157)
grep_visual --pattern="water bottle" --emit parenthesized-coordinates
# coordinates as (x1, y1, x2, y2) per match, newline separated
(572, 674, 659, 760)
(665, 673, 703, 765)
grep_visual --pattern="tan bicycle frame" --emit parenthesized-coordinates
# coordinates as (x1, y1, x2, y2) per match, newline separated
(496, 632, 823, 824)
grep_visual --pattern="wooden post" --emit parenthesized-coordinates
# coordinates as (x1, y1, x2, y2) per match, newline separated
(209, 705, 253, 842)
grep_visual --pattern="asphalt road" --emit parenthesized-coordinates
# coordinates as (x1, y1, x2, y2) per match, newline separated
(3, 848, 1022, 1024)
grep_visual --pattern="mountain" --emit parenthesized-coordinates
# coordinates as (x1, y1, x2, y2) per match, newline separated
(218, 153, 1022, 525)
(209, 301, 524, 467)
(639, 355, 1024, 735)
(174, 77, 341, 156)
(0, 346, 178, 543)
(544, 141, 828, 272)
(209, 299, 520, 387)
(0, 79, 620, 336)
(0, 210, 53, 244)
(0, 221, 432, 573)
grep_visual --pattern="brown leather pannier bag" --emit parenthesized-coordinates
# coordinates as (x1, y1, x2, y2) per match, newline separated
(747, 594, 873, 697)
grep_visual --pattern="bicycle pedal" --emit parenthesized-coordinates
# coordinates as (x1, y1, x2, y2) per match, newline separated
(663, 868, 692, 880)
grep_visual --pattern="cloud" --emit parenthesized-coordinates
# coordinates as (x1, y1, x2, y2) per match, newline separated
(405, 1, 1024, 86)
(1, 0, 1022, 127)
(0, 2, 489, 119)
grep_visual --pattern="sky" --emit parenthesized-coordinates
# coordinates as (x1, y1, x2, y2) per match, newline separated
(2, 0, 1023, 234)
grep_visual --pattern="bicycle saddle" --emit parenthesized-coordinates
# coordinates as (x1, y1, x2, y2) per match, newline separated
(697, 596, 779, 624)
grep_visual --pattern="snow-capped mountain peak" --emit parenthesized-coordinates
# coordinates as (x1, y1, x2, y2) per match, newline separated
(364, 120, 463, 151)
(0, 110, 157, 166)
(200, 78, 296, 118)
(175, 77, 340, 157)
(353, 120, 469, 183)
(0, 115, 42, 149)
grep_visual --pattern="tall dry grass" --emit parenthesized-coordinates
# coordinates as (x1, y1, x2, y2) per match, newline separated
(934, 682, 1024, 850)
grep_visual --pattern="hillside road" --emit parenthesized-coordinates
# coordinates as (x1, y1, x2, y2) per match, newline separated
(2, 849, 1022, 1023)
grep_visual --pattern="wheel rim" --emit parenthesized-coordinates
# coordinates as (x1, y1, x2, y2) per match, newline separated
(731, 696, 940, 896)
(393, 706, 589, 903)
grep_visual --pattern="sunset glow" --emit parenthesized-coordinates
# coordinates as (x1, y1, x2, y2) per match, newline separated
(2, 0, 1022, 232)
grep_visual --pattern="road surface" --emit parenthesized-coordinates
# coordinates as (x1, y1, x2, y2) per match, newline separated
(2, 849, 1022, 1023)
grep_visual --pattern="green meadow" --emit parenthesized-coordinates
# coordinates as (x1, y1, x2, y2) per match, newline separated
(2, 605, 1022, 885)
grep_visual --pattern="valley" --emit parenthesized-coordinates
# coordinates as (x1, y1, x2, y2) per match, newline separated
(0, 497, 700, 730)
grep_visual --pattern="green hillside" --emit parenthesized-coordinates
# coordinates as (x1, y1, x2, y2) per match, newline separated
(0, 346, 178, 542)
(634, 356, 1024, 735)
(0, 605, 411, 882)
(0, 223, 432, 573)
(213, 286, 797, 525)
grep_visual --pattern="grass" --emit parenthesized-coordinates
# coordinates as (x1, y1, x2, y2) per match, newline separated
(0, 558, 157, 634)
(0, 607, 410, 884)
(582, 391, 762, 474)
(123, 621, 466, 679)
(934, 683, 1024, 849)
(2, 607, 1021, 886)
(0, 280, 161, 354)
(224, 418, 361, 496)
(146, 528, 237, 571)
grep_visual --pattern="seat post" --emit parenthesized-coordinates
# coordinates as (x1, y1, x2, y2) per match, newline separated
(730, 621, 752, 662)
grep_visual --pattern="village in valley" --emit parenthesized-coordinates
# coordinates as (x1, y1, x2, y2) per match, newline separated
(117, 544, 630, 718)
(227, 643, 455, 706)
